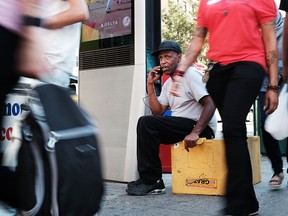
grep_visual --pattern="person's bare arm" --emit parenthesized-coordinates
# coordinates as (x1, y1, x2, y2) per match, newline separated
(261, 18, 279, 115)
(23, 0, 44, 16)
(43, 0, 89, 29)
(183, 95, 216, 152)
(170, 26, 207, 96)
(176, 26, 207, 73)
(19, 0, 51, 78)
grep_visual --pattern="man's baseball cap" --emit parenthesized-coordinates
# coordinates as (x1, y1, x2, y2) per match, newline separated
(151, 40, 182, 56)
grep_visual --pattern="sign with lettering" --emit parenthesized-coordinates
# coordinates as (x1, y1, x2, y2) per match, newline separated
(186, 178, 217, 189)
(82, 0, 132, 41)
(1, 90, 28, 153)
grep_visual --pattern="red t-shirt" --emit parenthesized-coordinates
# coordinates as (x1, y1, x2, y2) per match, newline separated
(197, 0, 277, 69)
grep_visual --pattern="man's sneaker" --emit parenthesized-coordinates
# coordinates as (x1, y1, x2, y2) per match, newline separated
(127, 179, 143, 188)
(126, 179, 165, 196)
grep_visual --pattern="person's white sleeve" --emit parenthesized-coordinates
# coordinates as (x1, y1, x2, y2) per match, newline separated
(187, 68, 209, 102)
(157, 80, 170, 106)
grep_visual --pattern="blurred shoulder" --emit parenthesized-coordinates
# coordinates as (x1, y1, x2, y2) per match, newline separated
(185, 66, 205, 79)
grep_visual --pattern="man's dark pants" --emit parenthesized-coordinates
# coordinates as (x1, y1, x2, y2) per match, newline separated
(136, 115, 214, 184)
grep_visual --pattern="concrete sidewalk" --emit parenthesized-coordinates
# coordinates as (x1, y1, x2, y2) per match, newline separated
(98, 156, 288, 216)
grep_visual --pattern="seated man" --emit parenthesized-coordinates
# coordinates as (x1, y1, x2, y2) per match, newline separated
(126, 40, 217, 196)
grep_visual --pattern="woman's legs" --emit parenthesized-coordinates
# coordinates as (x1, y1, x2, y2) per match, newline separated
(207, 62, 265, 215)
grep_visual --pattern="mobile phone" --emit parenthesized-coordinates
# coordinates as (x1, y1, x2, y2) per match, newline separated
(156, 67, 163, 76)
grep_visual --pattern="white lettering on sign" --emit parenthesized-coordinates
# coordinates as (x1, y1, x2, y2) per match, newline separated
(101, 20, 118, 28)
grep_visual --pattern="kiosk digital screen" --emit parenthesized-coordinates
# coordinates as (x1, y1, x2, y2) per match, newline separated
(81, 0, 133, 51)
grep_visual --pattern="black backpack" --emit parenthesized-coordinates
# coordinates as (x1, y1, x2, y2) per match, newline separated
(6, 83, 104, 215)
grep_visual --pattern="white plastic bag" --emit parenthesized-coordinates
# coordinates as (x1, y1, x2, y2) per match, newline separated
(265, 83, 288, 140)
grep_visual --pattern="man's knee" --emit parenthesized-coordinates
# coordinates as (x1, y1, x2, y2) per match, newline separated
(137, 116, 160, 134)
(137, 116, 153, 128)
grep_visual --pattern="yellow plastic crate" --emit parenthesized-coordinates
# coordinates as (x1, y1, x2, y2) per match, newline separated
(171, 136, 261, 195)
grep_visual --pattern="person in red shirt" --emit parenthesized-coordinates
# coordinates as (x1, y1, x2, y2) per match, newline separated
(173, 0, 279, 215)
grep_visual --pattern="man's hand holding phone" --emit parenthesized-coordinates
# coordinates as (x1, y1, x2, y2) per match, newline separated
(147, 66, 162, 84)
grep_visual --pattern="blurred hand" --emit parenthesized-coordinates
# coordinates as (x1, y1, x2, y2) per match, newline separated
(170, 75, 183, 96)
(17, 26, 52, 79)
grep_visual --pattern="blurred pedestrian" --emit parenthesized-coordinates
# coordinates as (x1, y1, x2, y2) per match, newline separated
(173, 0, 279, 215)
(0, 0, 45, 209)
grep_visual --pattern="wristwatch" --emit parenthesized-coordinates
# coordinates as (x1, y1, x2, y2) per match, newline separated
(23, 15, 42, 27)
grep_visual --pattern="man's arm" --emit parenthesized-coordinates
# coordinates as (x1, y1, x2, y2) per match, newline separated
(147, 67, 168, 115)
(177, 26, 207, 72)
(19, 0, 51, 78)
(183, 95, 216, 152)
(43, 0, 89, 29)
(170, 26, 207, 96)
(23, 0, 44, 17)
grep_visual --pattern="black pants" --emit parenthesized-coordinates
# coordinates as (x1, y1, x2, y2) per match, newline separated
(259, 91, 284, 175)
(206, 62, 265, 215)
(0, 25, 21, 207)
(136, 115, 214, 184)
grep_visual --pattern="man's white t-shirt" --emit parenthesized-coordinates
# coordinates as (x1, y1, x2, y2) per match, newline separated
(158, 66, 217, 132)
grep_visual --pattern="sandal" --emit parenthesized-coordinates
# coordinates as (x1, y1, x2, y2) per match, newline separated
(269, 172, 284, 189)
